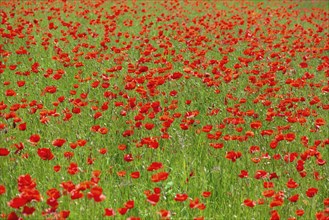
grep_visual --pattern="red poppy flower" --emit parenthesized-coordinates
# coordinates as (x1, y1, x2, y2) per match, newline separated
(67, 163, 79, 175)
(17, 81, 25, 87)
(137, 66, 148, 73)
(60, 210, 70, 219)
(270, 199, 283, 208)
(299, 62, 308, 68)
(72, 107, 81, 114)
(5, 89, 16, 96)
(169, 90, 178, 96)
(117, 171, 126, 177)
(269, 140, 278, 149)
(254, 170, 268, 179)
(225, 151, 242, 162)
(31, 62, 39, 73)
(77, 139, 87, 146)
(0, 184, 6, 195)
(99, 127, 108, 134)
(261, 129, 274, 136)
(17, 174, 36, 193)
(270, 210, 280, 220)
(53, 165, 61, 172)
(202, 191, 211, 198)
(144, 123, 154, 130)
(9, 65, 17, 70)
(263, 190, 275, 198)
(18, 122, 26, 131)
(287, 178, 298, 189)
(63, 113, 72, 121)
(243, 199, 255, 208)
(118, 144, 127, 151)
(316, 159, 326, 166)
(124, 154, 133, 162)
(174, 193, 188, 202)
(8, 196, 28, 209)
(71, 190, 83, 200)
(130, 171, 140, 179)
(22, 206, 36, 215)
(147, 162, 163, 171)
(37, 148, 54, 160)
(158, 209, 171, 218)
(306, 187, 318, 198)
(47, 188, 61, 200)
(122, 129, 134, 137)
(285, 133, 296, 142)
(238, 170, 248, 178)
(154, 187, 161, 194)
(99, 148, 107, 155)
(104, 208, 115, 216)
(44, 85, 57, 94)
(171, 72, 183, 80)
(263, 182, 274, 188)
(125, 200, 134, 209)
(28, 134, 40, 144)
(93, 112, 102, 119)
(87, 186, 106, 202)
(324, 198, 329, 206)
(64, 151, 74, 159)
(288, 194, 299, 202)
(125, 81, 136, 90)
(147, 193, 160, 205)
(250, 121, 262, 129)
(249, 146, 260, 153)
(0, 148, 10, 156)
(0, 123, 5, 130)
(52, 138, 66, 147)
(315, 118, 326, 127)
(69, 142, 78, 149)
(118, 207, 128, 215)
(296, 209, 304, 216)
(180, 123, 188, 130)
(151, 172, 169, 182)
(7, 212, 19, 220)
(189, 197, 202, 209)
(202, 125, 213, 132)
(209, 143, 224, 149)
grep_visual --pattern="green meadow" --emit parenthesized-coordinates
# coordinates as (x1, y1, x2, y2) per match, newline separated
(0, 0, 328, 219)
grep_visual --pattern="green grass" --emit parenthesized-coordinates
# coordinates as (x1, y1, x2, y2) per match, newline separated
(0, 0, 328, 219)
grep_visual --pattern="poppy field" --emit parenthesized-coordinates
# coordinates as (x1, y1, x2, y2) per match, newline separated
(0, 0, 328, 219)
